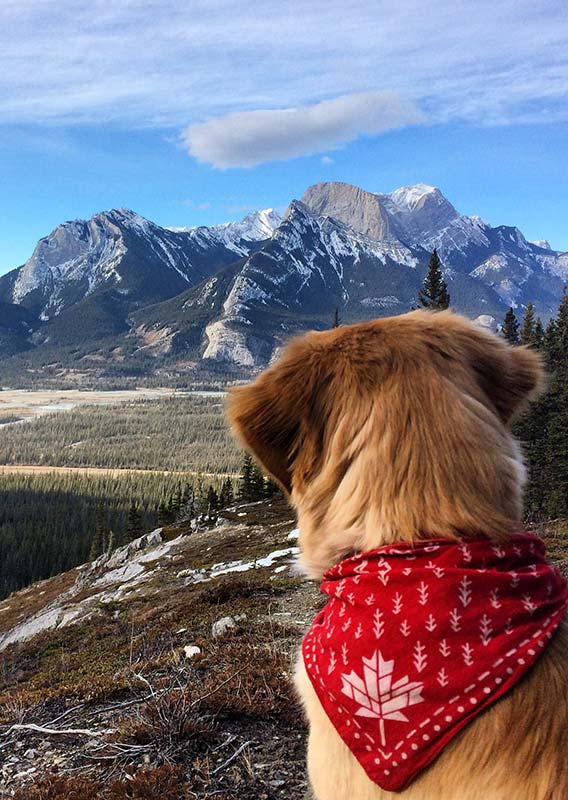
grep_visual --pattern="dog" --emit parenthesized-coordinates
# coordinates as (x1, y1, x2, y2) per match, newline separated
(228, 310, 568, 800)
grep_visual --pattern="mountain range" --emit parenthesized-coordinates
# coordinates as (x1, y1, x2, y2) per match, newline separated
(1, 182, 566, 383)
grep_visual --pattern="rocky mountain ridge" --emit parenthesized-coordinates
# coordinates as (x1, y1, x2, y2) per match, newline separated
(0, 182, 566, 380)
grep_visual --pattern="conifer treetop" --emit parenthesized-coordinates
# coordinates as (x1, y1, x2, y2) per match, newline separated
(418, 249, 450, 310)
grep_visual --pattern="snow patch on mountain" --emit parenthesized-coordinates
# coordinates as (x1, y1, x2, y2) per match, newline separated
(12, 215, 126, 315)
(171, 209, 282, 257)
(385, 183, 439, 212)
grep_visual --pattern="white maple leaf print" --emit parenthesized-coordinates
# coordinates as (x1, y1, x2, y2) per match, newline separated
(340, 650, 424, 746)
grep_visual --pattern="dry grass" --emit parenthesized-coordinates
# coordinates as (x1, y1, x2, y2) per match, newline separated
(11, 765, 187, 800)
(0, 501, 316, 798)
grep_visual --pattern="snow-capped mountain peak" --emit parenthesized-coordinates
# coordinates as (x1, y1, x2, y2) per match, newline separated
(531, 239, 552, 251)
(386, 183, 440, 211)
(1, 181, 566, 372)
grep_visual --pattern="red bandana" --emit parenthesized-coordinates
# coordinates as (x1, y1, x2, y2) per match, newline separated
(303, 534, 568, 793)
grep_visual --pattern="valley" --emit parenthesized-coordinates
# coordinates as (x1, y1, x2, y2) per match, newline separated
(0, 388, 183, 423)
(0, 394, 246, 599)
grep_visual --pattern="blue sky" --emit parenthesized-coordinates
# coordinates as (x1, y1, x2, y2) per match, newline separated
(1, 0, 567, 275)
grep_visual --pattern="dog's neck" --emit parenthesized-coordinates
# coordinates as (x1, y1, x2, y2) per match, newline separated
(293, 437, 527, 581)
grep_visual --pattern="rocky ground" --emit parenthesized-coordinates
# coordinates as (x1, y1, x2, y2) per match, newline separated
(0, 498, 323, 799)
(1, 500, 566, 800)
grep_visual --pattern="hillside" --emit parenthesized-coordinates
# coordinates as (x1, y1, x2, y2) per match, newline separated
(1, 182, 566, 385)
(1, 498, 567, 799)
(0, 499, 320, 799)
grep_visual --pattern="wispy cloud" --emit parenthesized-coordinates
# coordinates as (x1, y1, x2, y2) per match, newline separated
(0, 1, 567, 139)
(181, 198, 211, 210)
(183, 92, 422, 168)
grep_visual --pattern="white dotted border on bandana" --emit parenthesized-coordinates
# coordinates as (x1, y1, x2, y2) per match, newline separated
(305, 611, 560, 778)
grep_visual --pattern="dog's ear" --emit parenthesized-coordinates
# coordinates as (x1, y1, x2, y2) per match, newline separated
(227, 336, 327, 494)
(461, 328, 545, 422)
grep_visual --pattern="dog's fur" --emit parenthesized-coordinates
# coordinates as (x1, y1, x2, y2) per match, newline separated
(228, 310, 568, 799)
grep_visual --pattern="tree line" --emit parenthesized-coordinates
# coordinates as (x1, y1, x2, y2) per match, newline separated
(0, 451, 280, 599)
(501, 294, 568, 519)
(416, 248, 568, 519)
(0, 395, 241, 474)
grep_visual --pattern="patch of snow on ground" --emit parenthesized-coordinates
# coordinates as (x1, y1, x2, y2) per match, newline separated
(209, 547, 300, 578)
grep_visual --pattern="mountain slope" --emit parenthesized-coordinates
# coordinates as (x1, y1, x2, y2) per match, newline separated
(1, 183, 566, 380)
(0, 208, 280, 322)
(0, 499, 315, 798)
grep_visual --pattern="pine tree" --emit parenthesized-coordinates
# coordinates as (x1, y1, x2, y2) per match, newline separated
(332, 307, 341, 328)
(545, 288, 568, 516)
(238, 453, 254, 502)
(157, 499, 170, 526)
(418, 249, 450, 310)
(172, 485, 183, 519)
(250, 462, 266, 500)
(219, 477, 234, 508)
(106, 530, 116, 553)
(89, 512, 105, 561)
(514, 290, 568, 519)
(89, 529, 103, 561)
(180, 483, 195, 519)
(502, 307, 520, 344)
(126, 501, 142, 542)
(206, 485, 219, 514)
(264, 476, 279, 499)
(533, 318, 545, 350)
(520, 303, 536, 346)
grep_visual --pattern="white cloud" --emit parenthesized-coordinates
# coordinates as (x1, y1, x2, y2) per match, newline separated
(0, 0, 566, 137)
(183, 92, 422, 168)
(321, 156, 335, 165)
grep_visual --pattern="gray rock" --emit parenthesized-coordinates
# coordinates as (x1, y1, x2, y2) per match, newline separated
(211, 616, 237, 638)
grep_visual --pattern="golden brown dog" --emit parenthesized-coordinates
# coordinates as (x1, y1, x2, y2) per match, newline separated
(228, 310, 568, 800)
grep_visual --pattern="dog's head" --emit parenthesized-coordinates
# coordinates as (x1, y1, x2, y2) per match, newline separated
(228, 311, 544, 578)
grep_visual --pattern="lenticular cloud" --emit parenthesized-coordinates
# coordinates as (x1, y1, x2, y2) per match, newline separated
(183, 91, 423, 169)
